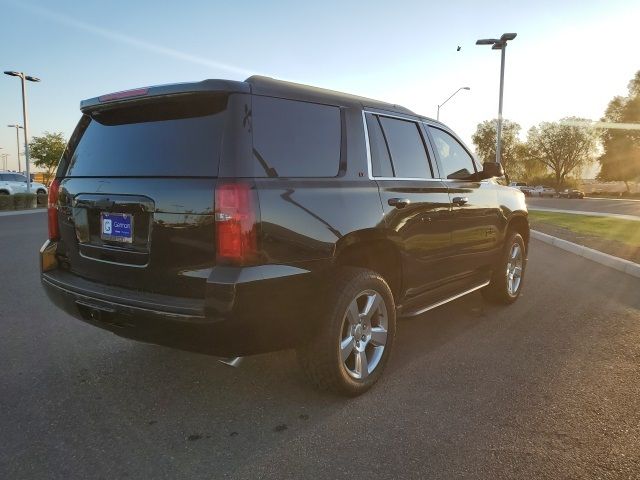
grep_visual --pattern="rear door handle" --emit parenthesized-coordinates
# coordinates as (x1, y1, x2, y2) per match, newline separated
(452, 196, 469, 206)
(388, 198, 411, 209)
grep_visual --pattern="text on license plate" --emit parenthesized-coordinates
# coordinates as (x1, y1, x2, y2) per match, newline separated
(101, 212, 133, 243)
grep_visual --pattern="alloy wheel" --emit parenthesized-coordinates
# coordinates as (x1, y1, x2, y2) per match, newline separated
(506, 243, 523, 296)
(339, 289, 388, 380)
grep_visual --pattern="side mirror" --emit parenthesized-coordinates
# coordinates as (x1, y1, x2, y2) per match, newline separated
(481, 162, 504, 179)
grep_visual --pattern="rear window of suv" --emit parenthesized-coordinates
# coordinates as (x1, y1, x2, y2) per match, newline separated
(64, 94, 227, 177)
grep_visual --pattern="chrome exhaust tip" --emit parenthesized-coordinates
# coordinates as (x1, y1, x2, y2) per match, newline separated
(218, 356, 243, 368)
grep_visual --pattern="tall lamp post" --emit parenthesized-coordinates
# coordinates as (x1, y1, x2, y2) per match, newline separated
(476, 33, 517, 165)
(437, 87, 470, 121)
(7, 124, 24, 172)
(4, 71, 40, 190)
(1, 153, 9, 170)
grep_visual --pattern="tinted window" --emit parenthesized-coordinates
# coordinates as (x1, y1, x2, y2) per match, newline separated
(252, 96, 340, 177)
(428, 127, 476, 179)
(378, 116, 432, 178)
(65, 94, 227, 177)
(8, 174, 26, 182)
(365, 114, 393, 177)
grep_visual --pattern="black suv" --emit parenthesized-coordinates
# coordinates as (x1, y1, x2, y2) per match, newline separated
(41, 76, 528, 396)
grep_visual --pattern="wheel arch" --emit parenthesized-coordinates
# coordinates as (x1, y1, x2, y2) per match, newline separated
(506, 213, 530, 252)
(334, 230, 403, 302)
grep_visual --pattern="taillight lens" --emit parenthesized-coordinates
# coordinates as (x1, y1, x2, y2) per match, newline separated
(215, 182, 258, 265)
(48, 178, 61, 241)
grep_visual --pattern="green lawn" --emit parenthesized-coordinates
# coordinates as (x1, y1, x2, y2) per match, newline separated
(529, 211, 640, 248)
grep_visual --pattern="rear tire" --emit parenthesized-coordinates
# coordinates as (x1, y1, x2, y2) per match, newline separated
(482, 231, 526, 305)
(297, 267, 396, 396)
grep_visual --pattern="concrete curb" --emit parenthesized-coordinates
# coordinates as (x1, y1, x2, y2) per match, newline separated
(0, 208, 46, 217)
(531, 230, 640, 279)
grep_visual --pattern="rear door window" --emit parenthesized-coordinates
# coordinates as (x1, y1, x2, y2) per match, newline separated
(64, 94, 228, 177)
(377, 116, 433, 178)
(251, 96, 341, 177)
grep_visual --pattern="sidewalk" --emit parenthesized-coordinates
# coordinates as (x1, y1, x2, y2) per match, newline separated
(529, 206, 640, 221)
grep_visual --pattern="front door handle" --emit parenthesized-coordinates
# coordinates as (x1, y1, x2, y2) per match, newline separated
(452, 196, 469, 206)
(388, 197, 411, 209)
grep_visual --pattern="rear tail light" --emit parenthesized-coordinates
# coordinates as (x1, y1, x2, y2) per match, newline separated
(215, 182, 259, 266)
(48, 178, 61, 241)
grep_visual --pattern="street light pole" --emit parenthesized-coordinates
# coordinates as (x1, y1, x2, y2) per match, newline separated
(476, 33, 517, 165)
(4, 71, 41, 191)
(437, 86, 470, 121)
(496, 44, 507, 166)
(8, 124, 24, 172)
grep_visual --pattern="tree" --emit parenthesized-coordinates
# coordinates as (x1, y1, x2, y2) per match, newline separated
(597, 71, 640, 192)
(472, 119, 524, 179)
(29, 132, 66, 185)
(525, 117, 598, 190)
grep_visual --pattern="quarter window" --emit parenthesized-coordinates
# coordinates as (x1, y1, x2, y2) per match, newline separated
(252, 96, 341, 177)
(428, 127, 476, 180)
(376, 116, 432, 178)
(365, 114, 394, 177)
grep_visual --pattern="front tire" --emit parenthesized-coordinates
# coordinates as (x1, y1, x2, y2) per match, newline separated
(482, 231, 526, 304)
(297, 267, 396, 396)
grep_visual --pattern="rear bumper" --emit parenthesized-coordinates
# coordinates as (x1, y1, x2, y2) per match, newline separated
(41, 242, 321, 356)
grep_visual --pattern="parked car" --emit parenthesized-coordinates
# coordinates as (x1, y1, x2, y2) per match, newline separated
(531, 185, 556, 197)
(509, 182, 533, 196)
(40, 76, 529, 396)
(0, 171, 48, 195)
(558, 188, 585, 199)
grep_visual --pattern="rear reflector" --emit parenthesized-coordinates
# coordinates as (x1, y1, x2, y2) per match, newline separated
(99, 87, 149, 103)
(215, 183, 258, 265)
(48, 178, 61, 241)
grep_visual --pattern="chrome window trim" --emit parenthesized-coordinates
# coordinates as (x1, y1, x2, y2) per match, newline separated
(362, 110, 441, 182)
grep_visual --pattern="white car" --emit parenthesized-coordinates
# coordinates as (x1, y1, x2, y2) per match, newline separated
(531, 185, 556, 198)
(0, 172, 48, 195)
(509, 182, 533, 196)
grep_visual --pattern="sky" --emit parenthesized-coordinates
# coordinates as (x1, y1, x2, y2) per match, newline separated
(0, 0, 638, 174)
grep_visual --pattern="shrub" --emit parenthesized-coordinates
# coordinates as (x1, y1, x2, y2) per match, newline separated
(37, 193, 48, 207)
(0, 194, 13, 211)
(13, 192, 37, 210)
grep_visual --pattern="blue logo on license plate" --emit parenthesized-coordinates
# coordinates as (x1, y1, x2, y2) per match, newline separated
(101, 213, 133, 242)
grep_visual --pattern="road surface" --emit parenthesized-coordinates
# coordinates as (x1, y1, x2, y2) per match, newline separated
(1, 212, 639, 479)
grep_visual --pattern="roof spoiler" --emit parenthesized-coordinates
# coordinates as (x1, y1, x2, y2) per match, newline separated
(80, 79, 250, 113)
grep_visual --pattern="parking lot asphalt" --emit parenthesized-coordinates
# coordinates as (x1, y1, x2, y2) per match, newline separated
(527, 196, 640, 217)
(1, 212, 639, 479)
